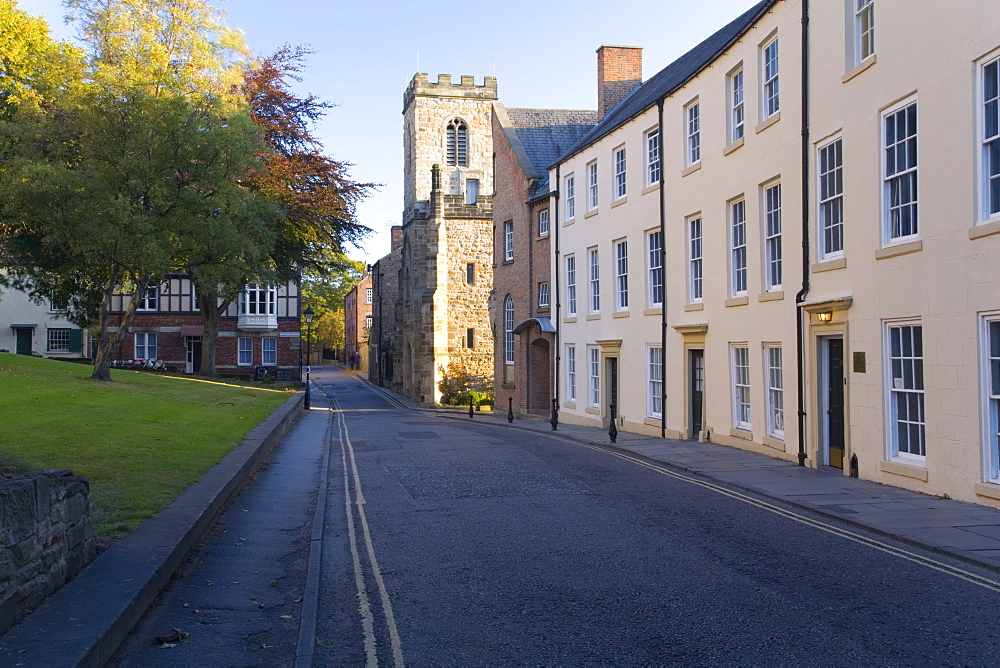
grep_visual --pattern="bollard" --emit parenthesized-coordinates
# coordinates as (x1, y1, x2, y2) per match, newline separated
(609, 403, 618, 443)
(469, 397, 474, 418)
(304, 366, 311, 410)
(550, 398, 559, 431)
(507, 397, 514, 423)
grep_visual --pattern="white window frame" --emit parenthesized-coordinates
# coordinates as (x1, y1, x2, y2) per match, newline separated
(688, 216, 703, 303)
(982, 313, 1000, 483)
(648, 345, 663, 419)
(565, 175, 576, 220)
(365, 288, 373, 304)
(49, 296, 67, 312)
(855, 0, 875, 64)
(588, 247, 600, 314)
(884, 321, 925, 462)
(647, 229, 663, 308)
(538, 282, 550, 308)
(465, 179, 479, 205)
(764, 344, 784, 440)
(882, 98, 918, 243)
(503, 220, 514, 261)
(762, 36, 780, 120)
(646, 128, 661, 186)
(566, 345, 577, 404)
(137, 285, 158, 312)
(818, 137, 845, 259)
(980, 54, 1000, 223)
(729, 66, 745, 143)
(237, 336, 253, 366)
(47, 328, 71, 352)
(588, 346, 601, 408)
(685, 101, 701, 166)
(538, 209, 549, 237)
(566, 255, 577, 316)
(588, 161, 599, 211)
(241, 284, 276, 316)
(365, 315, 373, 331)
(615, 239, 629, 311)
(730, 198, 748, 297)
(262, 337, 277, 366)
(763, 182, 782, 292)
(731, 344, 751, 431)
(136, 332, 157, 362)
(614, 146, 627, 200)
(504, 296, 514, 365)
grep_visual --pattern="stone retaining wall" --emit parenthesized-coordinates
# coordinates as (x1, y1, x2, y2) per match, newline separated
(0, 470, 95, 635)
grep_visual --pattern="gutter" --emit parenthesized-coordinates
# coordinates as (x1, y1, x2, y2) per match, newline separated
(795, 0, 811, 466)
(657, 99, 667, 439)
(552, 166, 561, 410)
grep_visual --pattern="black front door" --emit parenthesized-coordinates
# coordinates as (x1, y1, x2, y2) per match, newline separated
(606, 357, 619, 426)
(15, 328, 32, 355)
(690, 349, 704, 438)
(826, 338, 845, 468)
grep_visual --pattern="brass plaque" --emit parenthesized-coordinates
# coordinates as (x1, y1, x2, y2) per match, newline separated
(853, 351, 866, 373)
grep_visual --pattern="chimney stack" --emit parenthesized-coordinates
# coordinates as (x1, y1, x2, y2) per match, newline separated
(597, 45, 642, 120)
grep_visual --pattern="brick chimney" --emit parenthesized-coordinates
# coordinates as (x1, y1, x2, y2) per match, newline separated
(597, 45, 642, 120)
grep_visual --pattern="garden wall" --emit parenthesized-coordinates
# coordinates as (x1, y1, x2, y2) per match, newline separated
(0, 470, 95, 635)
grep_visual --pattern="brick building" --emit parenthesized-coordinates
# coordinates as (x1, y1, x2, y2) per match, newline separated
(389, 74, 497, 404)
(491, 104, 596, 418)
(369, 226, 403, 386)
(344, 271, 373, 372)
(107, 274, 301, 379)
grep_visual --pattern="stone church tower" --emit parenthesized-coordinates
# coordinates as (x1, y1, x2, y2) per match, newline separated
(393, 74, 496, 404)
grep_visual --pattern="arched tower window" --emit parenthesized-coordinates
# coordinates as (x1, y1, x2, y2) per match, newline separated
(504, 296, 514, 364)
(446, 119, 468, 167)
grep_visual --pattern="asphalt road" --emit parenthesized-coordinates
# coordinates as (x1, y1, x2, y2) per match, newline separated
(115, 367, 1000, 666)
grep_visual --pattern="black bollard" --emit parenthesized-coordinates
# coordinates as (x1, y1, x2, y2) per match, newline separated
(550, 398, 559, 431)
(469, 397, 474, 418)
(304, 366, 311, 410)
(507, 397, 514, 423)
(609, 403, 618, 443)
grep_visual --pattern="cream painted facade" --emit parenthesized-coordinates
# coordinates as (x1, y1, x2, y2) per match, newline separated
(0, 280, 89, 359)
(548, 0, 1000, 507)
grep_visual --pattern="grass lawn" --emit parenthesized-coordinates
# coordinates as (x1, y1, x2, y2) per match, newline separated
(0, 353, 294, 536)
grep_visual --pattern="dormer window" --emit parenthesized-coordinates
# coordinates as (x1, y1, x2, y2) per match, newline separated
(446, 119, 468, 166)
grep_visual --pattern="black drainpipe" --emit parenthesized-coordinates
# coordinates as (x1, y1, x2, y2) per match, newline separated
(795, 0, 811, 466)
(552, 166, 561, 411)
(657, 99, 667, 439)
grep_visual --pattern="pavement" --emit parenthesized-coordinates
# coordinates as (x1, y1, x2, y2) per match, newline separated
(3, 367, 1000, 666)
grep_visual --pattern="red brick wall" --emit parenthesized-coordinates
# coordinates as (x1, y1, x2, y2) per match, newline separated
(597, 45, 643, 120)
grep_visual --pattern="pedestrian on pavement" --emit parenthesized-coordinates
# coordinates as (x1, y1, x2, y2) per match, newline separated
(349, 352, 356, 370)
(354, 351, 361, 370)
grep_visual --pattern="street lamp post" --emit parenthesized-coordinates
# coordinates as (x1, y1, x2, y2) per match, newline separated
(304, 306, 314, 410)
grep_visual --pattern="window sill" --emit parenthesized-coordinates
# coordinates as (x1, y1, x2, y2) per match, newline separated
(644, 417, 663, 427)
(586, 313, 601, 321)
(537, 233, 549, 240)
(723, 136, 744, 155)
(730, 428, 753, 441)
(681, 162, 701, 177)
(842, 54, 876, 83)
(612, 311, 630, 319)
(725, 296, 749, 307)
(975, 483, 1000, 501)
(563, 218, 575, 227)
(762, 435, 785, 450)
(611, 196, 628, 208)
(584, 208, 599, 219)
(875, 239, 922, 260)
(563, 401, 577, 409)
(502, 382, 515, 389)
(537, 305, 550, 312)
(564, 316, 577, 323)
(641, 183, 660, 196)
(880, 460, 928, 482)
(755, 111, 780, 134)
(643, 307, 663, 316)
(970, 218, 1000, 240)
(684, 302, 704, 312)
(812, 257, 846, 273)
(585, 406, 602, 416)
(502, 259, 514, 265)
(758, 290, 784, 302)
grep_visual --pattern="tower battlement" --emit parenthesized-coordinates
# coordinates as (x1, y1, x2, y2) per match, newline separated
(403, 73, 498, 110)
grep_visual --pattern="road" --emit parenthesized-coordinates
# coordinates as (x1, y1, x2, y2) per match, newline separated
(114, 367, 1000, 666)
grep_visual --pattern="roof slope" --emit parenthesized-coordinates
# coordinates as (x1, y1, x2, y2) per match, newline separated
(506, 108, 598, 180)
(556, 0, 778, 165)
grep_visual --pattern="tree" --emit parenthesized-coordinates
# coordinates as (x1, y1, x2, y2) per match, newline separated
(300, 255, 365, 352)
(0, 0, 261, 380)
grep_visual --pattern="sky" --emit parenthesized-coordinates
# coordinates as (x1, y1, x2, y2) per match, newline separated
(26, 0, 760, 265)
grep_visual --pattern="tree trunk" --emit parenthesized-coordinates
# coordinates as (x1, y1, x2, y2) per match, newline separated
(194, 280, 232, 378)
(90, 273, 148, 381)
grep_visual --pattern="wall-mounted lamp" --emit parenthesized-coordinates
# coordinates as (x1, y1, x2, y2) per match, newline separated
(817, 311, 833, 323)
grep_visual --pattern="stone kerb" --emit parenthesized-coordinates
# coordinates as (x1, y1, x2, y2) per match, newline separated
(0, 469, 96, 635)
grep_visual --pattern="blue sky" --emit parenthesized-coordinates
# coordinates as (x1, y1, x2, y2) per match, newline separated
(27, 0, 758, 264)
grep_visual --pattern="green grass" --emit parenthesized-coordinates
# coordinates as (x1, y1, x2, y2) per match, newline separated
(0, 354, 293, 536)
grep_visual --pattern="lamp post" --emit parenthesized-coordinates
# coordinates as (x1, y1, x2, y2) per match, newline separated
(304, 306, 314, 410)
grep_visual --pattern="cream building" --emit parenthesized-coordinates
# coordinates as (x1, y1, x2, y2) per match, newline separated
(547, 0, 1000, 507)
(0, 280, 89, 359)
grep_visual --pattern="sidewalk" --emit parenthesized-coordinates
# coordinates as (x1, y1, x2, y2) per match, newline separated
(363, 380, 1000, 574)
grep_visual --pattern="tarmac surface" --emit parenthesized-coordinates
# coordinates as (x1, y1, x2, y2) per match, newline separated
(2, 365, 1000, 666)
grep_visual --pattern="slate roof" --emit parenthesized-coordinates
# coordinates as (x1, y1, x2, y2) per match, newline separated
(556, 0, 778, 165)
(505, 108, 598, 197)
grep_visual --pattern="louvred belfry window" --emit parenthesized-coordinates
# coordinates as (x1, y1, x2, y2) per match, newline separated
(446, 119, 468, 167)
